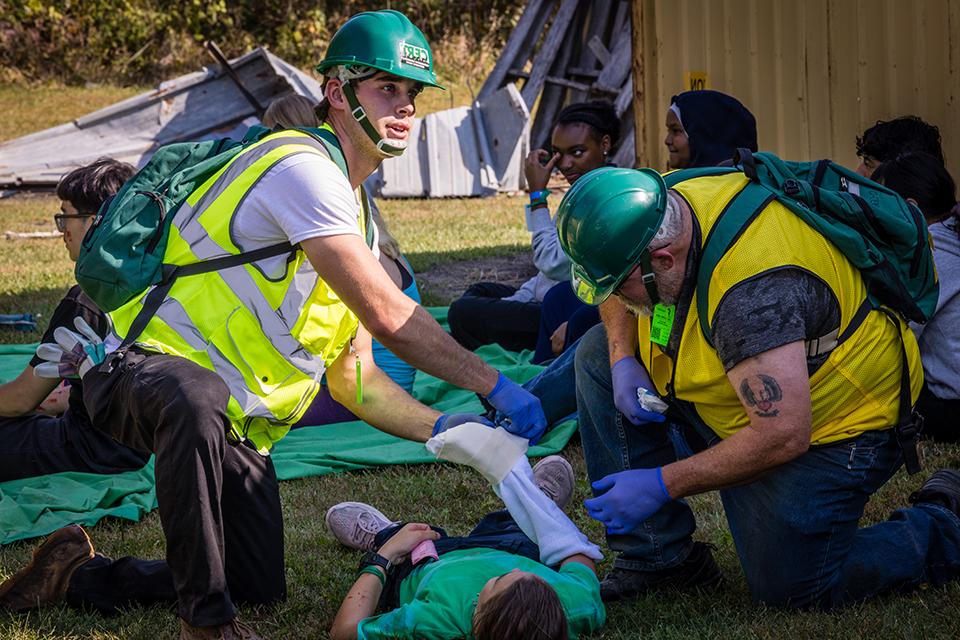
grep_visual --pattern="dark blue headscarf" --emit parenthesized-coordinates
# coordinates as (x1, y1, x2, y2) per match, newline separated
(670, 90, 758, 167)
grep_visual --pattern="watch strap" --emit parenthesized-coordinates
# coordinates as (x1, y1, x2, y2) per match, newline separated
(358, 551, 391, 573)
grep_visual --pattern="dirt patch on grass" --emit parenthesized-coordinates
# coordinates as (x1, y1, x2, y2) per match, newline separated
(416, 252, 538, 305)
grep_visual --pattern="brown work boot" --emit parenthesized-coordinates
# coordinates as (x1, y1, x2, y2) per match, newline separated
(0, 524, 95, 612)
(179, 617, 267, 640)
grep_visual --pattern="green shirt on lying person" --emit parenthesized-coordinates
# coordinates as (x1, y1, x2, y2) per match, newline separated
(357, 547, 605, 639)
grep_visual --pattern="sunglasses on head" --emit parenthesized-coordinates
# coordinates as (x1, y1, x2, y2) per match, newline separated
(53, 213, 92, 232)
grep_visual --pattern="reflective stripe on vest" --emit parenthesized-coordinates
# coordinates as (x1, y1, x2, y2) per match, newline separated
(110, 130, 365, 453)
(637, 173, 922, 445)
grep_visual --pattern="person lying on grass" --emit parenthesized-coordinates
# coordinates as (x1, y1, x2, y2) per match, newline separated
(326, 425, 605, 640)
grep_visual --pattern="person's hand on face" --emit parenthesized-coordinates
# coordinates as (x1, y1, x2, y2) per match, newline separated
(524, 148, 559, 192)
(551, 122, 609, 185)
(377, 523, 440, 564)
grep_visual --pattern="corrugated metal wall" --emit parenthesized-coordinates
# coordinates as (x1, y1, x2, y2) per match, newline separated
(631, 0, 960, 176)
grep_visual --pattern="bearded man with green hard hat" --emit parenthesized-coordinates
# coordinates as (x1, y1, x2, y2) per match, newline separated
(557, 166, 960, 608)
(0, 11, 546, 639)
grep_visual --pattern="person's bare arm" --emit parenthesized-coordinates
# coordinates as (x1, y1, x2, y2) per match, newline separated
(0, 367, 59, 417)
(560, 554, 597, 575)
(302, 234, 498, 395)
(661, 340, 812, 497)
(600, 298, 638, 365)
(329, 524, 440, 640)
(326, 324, 440, 442)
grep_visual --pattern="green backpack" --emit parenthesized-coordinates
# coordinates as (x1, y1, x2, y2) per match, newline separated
(664, 150, 936, 474)
(76, 125, 371, 314)
(663, 149, 939, 341)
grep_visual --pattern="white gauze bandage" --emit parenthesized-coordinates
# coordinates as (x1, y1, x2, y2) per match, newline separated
(494, 457, 603, 566)
(425, 422, 528, 484)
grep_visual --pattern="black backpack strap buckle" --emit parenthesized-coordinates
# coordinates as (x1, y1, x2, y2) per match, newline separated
(896, 412, 923, 475)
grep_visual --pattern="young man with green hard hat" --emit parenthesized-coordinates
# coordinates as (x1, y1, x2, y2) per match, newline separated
(0, 10, 545, 640)
(556, 166, 960, 608)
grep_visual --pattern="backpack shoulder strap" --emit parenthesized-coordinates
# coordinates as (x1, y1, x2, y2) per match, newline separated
(358, 185, 376, 250)
(298, 125, 350, 178)
(696, 182, 777, 345)
(297, 125, 374, 249)
(663, 166, 738, 188)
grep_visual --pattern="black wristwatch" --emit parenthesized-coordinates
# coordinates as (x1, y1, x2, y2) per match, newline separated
(358, 551, 391, 574)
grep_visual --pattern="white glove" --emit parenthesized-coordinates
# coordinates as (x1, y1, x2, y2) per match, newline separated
(495, 458, 603, 566)
(34, 317, 106, 380)
(425, 422, 528, 485)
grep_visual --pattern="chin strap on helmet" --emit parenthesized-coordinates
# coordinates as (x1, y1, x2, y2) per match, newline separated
(336, 66, 408, 158)
(638, 251, 660, 306)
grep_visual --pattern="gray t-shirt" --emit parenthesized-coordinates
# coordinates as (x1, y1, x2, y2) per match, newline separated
(712, 269, 840, 374)
(913, 219, 960, 399)
(662, 216, 841, 375)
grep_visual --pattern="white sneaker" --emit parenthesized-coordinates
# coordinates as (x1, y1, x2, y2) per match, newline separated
(532, 455, 574, 510)
(324, 502, 393, 551)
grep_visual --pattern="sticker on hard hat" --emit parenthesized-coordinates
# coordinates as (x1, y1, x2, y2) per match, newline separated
(399, 41, 430, 69)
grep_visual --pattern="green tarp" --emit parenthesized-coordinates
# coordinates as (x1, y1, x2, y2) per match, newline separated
(0, 309, 575, 544)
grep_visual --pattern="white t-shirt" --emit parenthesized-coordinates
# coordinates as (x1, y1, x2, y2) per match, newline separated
(231, 151, 379, 278)
(104, 150, 379, 352)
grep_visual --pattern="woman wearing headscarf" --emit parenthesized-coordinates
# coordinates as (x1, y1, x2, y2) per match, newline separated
(664, 90, 758, 169)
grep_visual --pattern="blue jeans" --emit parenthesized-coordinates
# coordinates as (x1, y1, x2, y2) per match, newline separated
(574, 323, 960, 608)
(534, 282, 600, 364)
(519, 334, 580, 426)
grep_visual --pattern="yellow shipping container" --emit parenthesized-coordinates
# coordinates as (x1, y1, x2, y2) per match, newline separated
(631, 0, 960, 176)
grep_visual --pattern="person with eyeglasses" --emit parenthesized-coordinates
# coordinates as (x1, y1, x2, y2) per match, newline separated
(0, 157, 149, 481)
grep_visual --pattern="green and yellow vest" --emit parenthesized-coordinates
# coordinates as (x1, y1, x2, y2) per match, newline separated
(110, 130, 367, 453)
(638, 173, 922, 445)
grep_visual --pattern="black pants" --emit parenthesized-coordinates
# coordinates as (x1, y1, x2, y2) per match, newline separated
(0, 411, 148, 482)
(448, 282, 541, 352)
(66, 350, 285, 626)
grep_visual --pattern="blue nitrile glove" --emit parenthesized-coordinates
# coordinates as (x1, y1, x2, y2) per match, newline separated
(485, 372, 548, 445)
(584, 468, 671, 535)
(611, 356, 666, 426)
(433, 413, 495, 437)
(34, 317, 106, 380)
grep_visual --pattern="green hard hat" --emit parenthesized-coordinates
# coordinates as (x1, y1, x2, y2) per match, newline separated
(557, 167, 668, 305)
(317, 9, 443, 89)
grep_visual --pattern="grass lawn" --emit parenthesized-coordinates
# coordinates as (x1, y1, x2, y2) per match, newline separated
(1, 83, 960, 639)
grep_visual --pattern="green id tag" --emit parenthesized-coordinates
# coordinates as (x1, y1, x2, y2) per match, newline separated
(650, 303, 676, 346)
(350, 339, 363, 404)
(356, 357, 363, 405)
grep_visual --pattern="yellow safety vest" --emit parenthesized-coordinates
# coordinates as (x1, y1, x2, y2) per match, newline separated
(637, 173, 922, 445)
(110, 130, 368, 453)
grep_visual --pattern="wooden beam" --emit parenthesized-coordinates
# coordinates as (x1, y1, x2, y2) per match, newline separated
(205, 41, 266, 117)
(614, 76, 633, 117)
(631, 0, 647, 168)
(593, 17, 632, 95)
(566, 67, 602, 78)
(477, 0, 551, 101)
(569, 0, 615, 103)
(506, 69, 614, 94)
(587, 35, 612, 66)
(529, 0, 590, 148)
(520, 0, 580, 109)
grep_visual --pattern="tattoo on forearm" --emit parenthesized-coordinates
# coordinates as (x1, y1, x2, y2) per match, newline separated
(739, 374, 783, 417)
